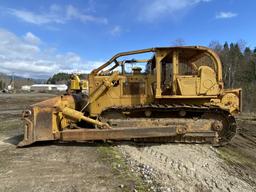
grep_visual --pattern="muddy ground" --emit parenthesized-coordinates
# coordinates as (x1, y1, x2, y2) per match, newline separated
(0, 93, 255, 192)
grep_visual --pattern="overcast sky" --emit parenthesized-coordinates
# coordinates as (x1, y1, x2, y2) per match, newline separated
(0, 0, 255, 79)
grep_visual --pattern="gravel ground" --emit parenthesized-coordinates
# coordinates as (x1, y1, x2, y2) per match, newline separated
(117, 118, 256, 192)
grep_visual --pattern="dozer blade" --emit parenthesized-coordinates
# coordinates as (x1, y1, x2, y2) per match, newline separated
(18, 94, 77, 147)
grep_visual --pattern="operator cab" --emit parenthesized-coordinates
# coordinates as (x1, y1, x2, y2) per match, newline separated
(148, 48, 220, 97)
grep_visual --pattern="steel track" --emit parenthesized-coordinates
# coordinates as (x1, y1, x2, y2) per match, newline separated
(100, 104, 237, 146)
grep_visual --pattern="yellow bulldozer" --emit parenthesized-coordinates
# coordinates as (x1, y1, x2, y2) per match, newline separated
(18, 46, 242, 147)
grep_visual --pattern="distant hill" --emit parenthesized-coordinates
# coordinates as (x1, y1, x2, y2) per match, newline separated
(0, 73, 46, 89)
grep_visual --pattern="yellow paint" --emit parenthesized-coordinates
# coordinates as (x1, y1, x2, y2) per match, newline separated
(86, 46, 241, 116)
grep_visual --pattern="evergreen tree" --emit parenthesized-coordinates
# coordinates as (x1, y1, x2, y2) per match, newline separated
(212, 41, 256, 111)
(47, 73, 70, 84)
(253, 47, 256, 54)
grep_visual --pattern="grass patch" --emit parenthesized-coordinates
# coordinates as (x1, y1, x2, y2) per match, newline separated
(97, 144, 149, 192)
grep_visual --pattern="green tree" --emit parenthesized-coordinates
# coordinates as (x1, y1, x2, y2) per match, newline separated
(47, 73, 70, 84)
(211, 41, 256, 111)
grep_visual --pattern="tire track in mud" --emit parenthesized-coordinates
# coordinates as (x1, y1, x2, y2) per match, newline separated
(118, 144, 255, 192)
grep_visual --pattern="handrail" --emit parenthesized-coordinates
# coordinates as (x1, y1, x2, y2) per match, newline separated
(91, 48, 155, 75)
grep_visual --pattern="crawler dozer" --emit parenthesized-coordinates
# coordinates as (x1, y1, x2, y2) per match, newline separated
(18, 46, 242, 147)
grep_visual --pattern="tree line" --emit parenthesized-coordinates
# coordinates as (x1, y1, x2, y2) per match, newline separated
(210, 41, 256, 112)
(47, 73, 70, 84)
